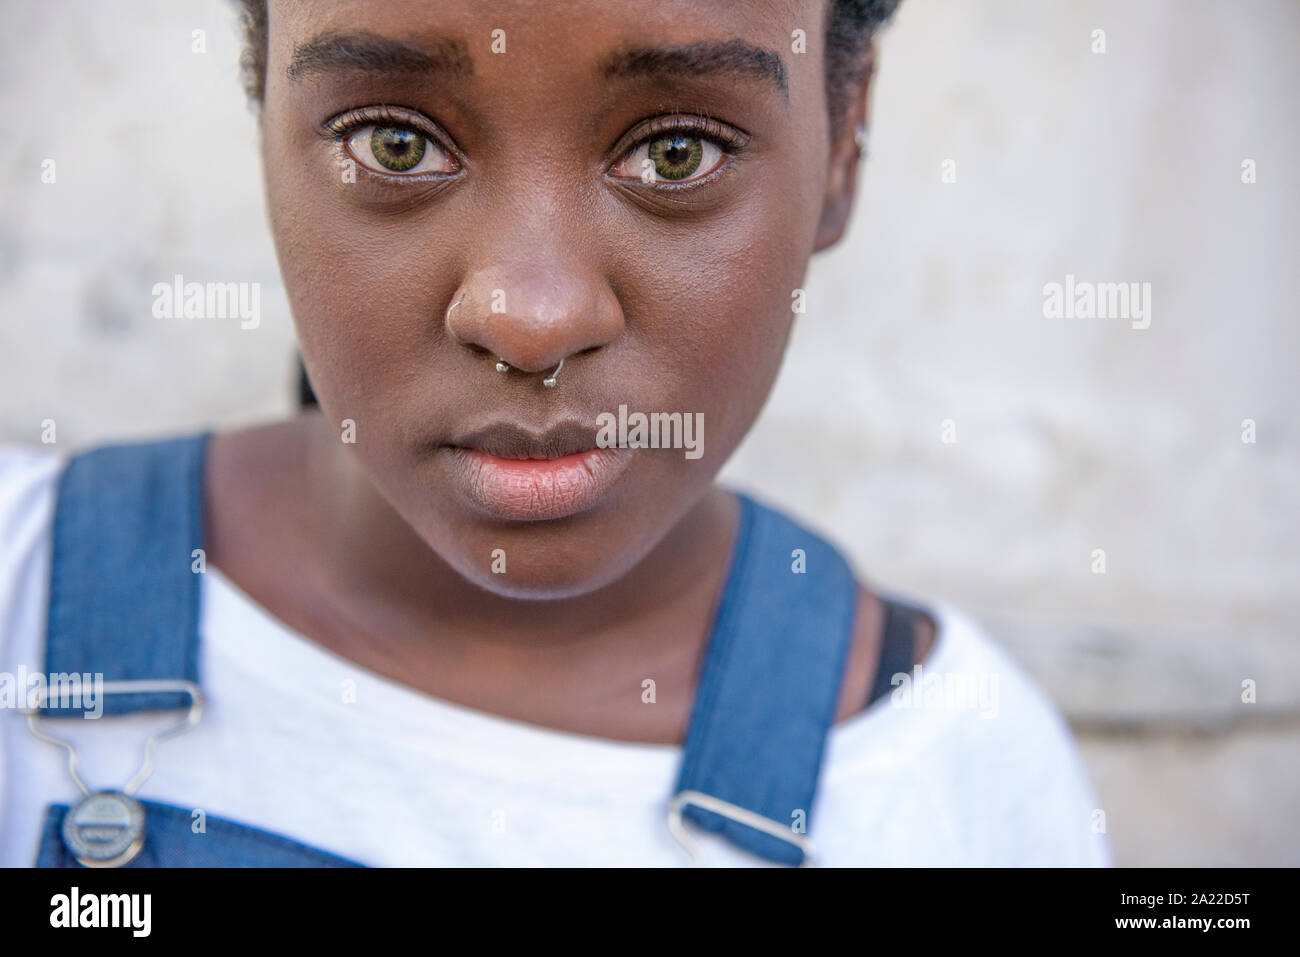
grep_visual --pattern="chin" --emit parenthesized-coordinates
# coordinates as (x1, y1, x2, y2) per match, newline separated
(435, 535, 646, 602)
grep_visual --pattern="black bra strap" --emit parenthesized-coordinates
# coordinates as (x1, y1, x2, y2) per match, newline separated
(866, 600, 918, 707)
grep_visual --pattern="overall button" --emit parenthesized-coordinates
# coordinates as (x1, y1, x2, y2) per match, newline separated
(62, 791, 146, 867)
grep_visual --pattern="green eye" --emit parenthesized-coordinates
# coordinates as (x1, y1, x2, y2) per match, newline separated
(611, 125, 732, 186)
(370, 126, 427, 172)
(647, 135, 704, 181)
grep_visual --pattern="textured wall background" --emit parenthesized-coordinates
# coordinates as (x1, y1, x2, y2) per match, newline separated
(1, 0, 1296, 864)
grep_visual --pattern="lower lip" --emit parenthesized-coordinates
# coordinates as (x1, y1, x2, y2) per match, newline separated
(446, 447, 632, 521)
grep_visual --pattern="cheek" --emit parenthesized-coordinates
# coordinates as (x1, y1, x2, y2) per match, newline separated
(617, 190, 817, 457)
(263, 128, 458, 423)
(267, 210, 462, 449)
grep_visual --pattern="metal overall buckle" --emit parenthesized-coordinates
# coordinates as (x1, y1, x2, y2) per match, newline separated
(667, 790, 817, 867)
(22, 680, 204, 868)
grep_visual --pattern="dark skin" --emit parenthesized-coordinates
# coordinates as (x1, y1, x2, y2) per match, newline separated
(206, 0, 934, 745)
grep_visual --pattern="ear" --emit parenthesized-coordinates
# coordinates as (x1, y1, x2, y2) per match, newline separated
(813, 43, 876, 252)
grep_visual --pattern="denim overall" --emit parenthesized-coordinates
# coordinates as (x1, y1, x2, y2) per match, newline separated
(32, 432, 916, 867)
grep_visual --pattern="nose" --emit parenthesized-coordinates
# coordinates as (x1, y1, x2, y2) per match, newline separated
(445, 262, 624, 376)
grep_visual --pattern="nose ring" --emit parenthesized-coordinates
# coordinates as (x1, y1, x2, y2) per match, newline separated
(492, 357, 563, 387)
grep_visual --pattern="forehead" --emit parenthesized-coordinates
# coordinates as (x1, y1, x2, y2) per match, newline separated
(268, 0, 828, 103)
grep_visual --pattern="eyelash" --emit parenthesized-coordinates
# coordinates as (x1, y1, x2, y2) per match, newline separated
(609, 114, 750, 192)
(321, 105, 460, 181)
(319, 106, 750, 190)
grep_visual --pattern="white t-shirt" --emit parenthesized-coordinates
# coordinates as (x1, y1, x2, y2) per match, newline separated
(0, 443, 1112, 867)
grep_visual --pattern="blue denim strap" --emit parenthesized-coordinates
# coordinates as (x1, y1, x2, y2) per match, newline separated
(32, 432, 373, 867)
(42, 433, 212, 716)
(674, 491, 858, 866)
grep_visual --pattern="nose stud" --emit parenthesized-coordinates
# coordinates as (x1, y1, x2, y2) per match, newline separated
(495, 359, 510, 373)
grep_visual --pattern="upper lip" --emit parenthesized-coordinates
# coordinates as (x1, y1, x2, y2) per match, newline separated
(445, 420, 601, 460)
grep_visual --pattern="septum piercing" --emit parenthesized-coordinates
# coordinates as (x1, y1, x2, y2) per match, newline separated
(495, 356, 563, 388)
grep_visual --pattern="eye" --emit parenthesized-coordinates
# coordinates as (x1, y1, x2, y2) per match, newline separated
(344, 124, 456, 176)
(611, 132, 728, 185)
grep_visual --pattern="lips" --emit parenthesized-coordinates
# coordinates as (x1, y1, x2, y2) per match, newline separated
(441, 421, 633, 521)
(447, 421, 601, 460)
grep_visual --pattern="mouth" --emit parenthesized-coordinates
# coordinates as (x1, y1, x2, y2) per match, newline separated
(440, 421, 633, 521)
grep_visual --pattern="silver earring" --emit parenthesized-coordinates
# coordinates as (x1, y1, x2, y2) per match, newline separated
(495, 359, 510, 373)
(854, 124, 868, 159)
(542, 359, 563, 388)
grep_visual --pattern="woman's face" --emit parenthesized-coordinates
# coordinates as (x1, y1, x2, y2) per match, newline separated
(260, 0, 858, 598)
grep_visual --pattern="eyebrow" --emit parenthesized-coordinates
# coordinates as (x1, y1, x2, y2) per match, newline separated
(287, 31, 473, 82)
(287, 32, 787, 103)
(601, 40, 789, 101)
